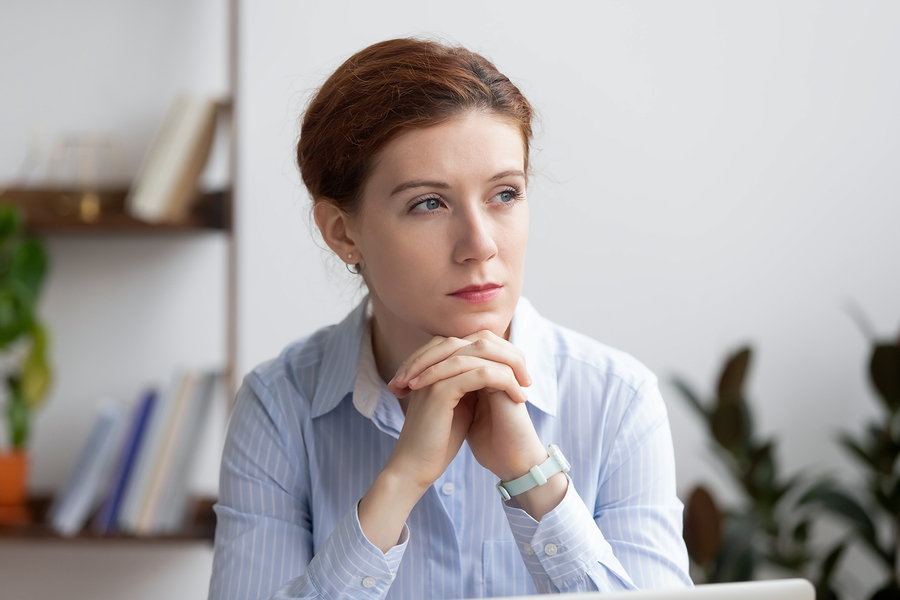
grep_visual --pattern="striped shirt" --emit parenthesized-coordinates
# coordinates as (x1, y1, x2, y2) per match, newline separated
(209, 297, 692, 599)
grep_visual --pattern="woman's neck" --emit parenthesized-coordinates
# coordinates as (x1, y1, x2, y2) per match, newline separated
(369, 307, 432, 388)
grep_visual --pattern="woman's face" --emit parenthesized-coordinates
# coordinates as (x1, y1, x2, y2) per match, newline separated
(349, 112, 529, 343)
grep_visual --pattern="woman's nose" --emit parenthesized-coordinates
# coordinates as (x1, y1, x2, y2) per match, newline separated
(453, 208, 498, 263)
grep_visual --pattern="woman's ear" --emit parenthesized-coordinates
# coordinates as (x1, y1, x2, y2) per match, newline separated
(313, 200, 360, 265)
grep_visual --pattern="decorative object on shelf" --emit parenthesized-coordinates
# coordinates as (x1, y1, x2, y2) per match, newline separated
(44, 134, 130, 223)
(0, 203, 52, 525)
(126, 95, 220, 224)
(673, 348, 840, 598)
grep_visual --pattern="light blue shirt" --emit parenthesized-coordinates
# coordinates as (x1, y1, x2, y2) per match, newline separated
(209, 297, 692, 599)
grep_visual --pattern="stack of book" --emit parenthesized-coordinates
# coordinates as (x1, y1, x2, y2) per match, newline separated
(47, 369, 219, 537)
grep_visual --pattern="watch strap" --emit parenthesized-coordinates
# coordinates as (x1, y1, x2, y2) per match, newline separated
(496, 445, 571, 502)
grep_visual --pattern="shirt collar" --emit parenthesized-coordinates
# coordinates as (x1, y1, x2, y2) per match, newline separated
(309, 295, 558, 419)
(310, 297, 368, 418)
(509, 297, 558, 417)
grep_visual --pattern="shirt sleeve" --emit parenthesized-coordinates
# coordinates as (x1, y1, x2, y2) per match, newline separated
(502, 377, 693, 593)
(208, 380, 408, 600)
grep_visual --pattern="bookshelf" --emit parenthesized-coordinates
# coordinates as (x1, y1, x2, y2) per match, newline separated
(0, 0, 239, 546)
(0, 185, 232, 542)
(0, 188, 230, 233)
(0, 496, 216, 543)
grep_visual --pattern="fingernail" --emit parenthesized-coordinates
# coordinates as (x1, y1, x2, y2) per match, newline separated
(409, 376, 420, 387)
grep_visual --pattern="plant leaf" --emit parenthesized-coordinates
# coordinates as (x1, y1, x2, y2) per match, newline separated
(672, 377, 708, 418)
(9, 238, 48, 300)
(21, 320, 51, 407)
(0, 287, 31, 348)
(871, 343, 900, 413)
(0, 204, 23, 243)
(791, 519, 809, 545)
(748, 441, 777, 501)
(718, 347, 752, 399)
(799, 482, 877, 547)
(711, 398, 752, 454)
(711, 520, 757, 582)
(5, 375, 29, 448)
(839, 433, 878, 472)
(870, 583, 900, 600)
(683, 486, 722, 564)
(818, 541, 846, 586)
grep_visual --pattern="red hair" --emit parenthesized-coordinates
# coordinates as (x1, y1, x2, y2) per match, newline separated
(297, 38, 534, 214)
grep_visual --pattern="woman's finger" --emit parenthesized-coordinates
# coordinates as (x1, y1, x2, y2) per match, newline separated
(456, 331, 531, 387)
(424, 364, 528, 405)
(389, 336, 472, 395)
(408, 356, 528, 404)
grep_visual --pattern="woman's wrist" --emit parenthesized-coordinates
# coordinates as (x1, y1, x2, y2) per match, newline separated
(511, 471, 568, 521)
(496, 441, 567, 521)
(359, 465, 427, 553)
(495, 439, 549, 483)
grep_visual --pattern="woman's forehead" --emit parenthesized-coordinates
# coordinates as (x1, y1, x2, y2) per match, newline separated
(365, 114, 526, 193)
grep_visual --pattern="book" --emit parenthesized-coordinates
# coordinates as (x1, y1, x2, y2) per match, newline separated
(47, 401, 126, 536)
(92, 389, 157, 534)
(126, 95, 218, 224)
(154, 371, 218, 533)
(117, 372, 186, 533)
(133, 371, 199, 534)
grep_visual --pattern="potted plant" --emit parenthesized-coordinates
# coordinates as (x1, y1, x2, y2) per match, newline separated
(0, 203, 52, 523)
(673, 348, 841, 596)
(800, 325, 900, 600)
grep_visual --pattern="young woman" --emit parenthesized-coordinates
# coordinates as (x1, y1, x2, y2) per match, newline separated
(209, 38, 692, 600)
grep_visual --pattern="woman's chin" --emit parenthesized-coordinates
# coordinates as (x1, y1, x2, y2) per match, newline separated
(429, 313, 513, 341)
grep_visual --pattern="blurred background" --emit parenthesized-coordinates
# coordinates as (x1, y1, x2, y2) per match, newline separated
(1, 1, 898, 599)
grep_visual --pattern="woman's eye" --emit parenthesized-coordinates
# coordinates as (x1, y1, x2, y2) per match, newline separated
(492, 189, 520, 203)
(412, 197, 442, 211)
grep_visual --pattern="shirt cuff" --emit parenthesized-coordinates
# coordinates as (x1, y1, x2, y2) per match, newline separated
(303, 502, 408, 600)
(502, 476, 634, 592)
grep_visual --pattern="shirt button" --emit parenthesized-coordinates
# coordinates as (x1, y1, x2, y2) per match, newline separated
(523, 543, 535, 555)
(441, 482, 455, 495)
(362, 576, 377, 588)
(544, 543, 558, 556)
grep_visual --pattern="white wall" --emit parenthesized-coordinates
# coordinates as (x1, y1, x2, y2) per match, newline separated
(2, 0, 899, 598)
(240, 0, 899, 490)
(238, 1, 899, 595)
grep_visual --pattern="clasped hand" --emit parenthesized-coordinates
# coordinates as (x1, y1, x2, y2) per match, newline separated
(385, 331, 548, 491)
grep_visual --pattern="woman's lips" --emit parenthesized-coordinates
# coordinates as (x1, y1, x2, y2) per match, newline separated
(448, 284, 502, 304)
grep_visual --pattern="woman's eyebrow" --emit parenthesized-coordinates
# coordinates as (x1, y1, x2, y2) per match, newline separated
(390, 179, 450, 197)
(489, 169, 526, 182)
(390, 170, 526, 197)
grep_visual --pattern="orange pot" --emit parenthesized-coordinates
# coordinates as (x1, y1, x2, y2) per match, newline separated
(0, 451, 28, 505)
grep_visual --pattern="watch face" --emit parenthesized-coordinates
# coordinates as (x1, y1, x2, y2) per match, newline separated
(496, 482, 511, 502)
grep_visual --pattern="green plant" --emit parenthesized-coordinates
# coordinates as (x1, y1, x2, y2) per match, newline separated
(0, 204, 52, 450)
(673, 348, 839, 594)
(800, 328, 900, 600)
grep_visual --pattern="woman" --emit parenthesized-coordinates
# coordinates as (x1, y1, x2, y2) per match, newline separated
(209, 38, 692, 600)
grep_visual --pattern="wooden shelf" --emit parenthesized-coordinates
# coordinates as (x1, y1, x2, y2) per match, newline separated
(0, 496, 217, 544)
(0, 187, 229, 234)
